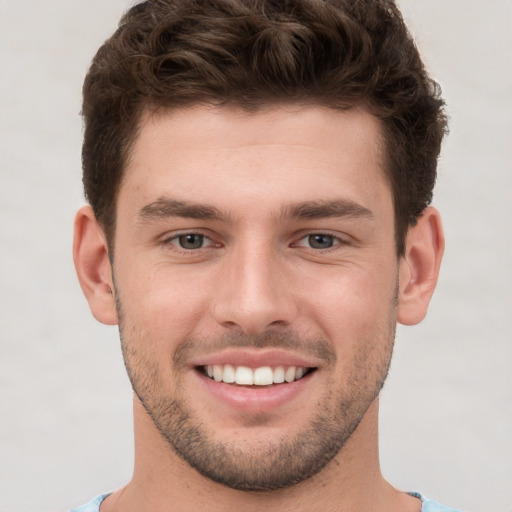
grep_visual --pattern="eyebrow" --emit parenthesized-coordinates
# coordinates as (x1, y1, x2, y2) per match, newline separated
(138, 197, 226, 222)
(282, 199, 374, 220)
(137, 197, 374, 224)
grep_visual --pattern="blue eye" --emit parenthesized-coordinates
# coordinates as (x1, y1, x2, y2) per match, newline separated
(307, 234, 336, 249)
(177, 234, 205, 249)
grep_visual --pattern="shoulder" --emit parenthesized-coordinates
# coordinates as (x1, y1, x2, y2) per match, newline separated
(410, 492, 464, 512)
(70, 493, 111, 512)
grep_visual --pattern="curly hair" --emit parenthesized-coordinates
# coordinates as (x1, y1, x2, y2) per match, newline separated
(81, 0, 447, 255)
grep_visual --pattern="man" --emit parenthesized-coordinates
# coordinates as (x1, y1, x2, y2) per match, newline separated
(71, 0, 458, 510)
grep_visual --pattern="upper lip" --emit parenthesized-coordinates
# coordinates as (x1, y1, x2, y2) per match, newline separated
(190, 348, 321, 369)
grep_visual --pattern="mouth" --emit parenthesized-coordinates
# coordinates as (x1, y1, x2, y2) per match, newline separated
(199, 364, 316, 386)
(191, 354, 320, 412)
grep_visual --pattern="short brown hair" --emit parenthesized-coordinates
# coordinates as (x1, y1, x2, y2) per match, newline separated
(82, 0, 447, 255)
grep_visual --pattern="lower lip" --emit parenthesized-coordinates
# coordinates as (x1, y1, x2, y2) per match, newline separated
(193, 369, 315, 413)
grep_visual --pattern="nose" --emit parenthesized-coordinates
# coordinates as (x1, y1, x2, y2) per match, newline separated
(211, 242, 298, 334)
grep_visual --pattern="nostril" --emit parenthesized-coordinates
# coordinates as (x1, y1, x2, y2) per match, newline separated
(268, 320, 290, 328)
(220, 320, 245, 333)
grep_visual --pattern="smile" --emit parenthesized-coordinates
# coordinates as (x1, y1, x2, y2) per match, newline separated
(202, 364, 314, 386)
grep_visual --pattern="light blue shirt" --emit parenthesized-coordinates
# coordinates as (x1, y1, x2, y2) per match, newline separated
(409, 492, 463, 511)
(71, 493, 111, 512)
(70, 491, 463, 511)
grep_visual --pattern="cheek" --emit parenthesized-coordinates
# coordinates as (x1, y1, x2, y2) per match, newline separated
(116, 264, 213, 350)
(302, 262, 398, 346)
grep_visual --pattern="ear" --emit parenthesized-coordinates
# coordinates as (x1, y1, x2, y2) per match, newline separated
(73, 205, 118, 325)
(397, 206, 445, 326)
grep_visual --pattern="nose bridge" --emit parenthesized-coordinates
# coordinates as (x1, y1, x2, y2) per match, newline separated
(212, 235, 296, 333)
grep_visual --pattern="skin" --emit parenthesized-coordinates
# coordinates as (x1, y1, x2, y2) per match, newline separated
(74, 104, 444, 512)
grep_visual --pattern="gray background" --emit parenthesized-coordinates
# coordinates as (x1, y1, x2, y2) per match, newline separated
(0, 1, 511, 511)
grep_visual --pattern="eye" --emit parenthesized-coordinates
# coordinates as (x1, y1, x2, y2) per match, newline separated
(165, 233, 214, 250)
(177, 234, 205, 249)
(306, 234, 336, 249)
(294, 233, 344, 250)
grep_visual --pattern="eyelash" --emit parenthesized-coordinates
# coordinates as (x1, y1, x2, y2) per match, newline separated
(161, 231, 347, 253)
(293, 232, 346, 251)
(162, 232, 218, 251)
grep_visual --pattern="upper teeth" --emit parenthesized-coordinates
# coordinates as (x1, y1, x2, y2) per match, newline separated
(205, 365, 307, 385)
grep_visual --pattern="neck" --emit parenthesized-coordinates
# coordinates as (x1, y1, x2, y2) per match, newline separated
(101, 397, 420, 512)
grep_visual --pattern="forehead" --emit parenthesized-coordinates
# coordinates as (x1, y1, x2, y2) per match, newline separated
(121, 104, 390, 217)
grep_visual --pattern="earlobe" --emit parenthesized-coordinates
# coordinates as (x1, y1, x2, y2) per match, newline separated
(73, 205, 118, 325)
(397, 207, 444, 326)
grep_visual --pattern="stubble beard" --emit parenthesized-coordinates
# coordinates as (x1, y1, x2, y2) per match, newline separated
(116, 297, 396, 492)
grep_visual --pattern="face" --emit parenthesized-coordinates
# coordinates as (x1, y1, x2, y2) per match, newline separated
(111, 105, 399, 490)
